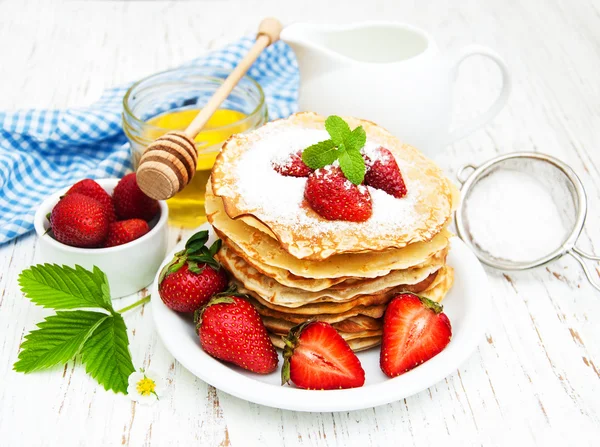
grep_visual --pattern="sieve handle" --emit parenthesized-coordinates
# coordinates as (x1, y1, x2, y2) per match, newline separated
(568, 248, 600, 292)
(456, 164, 478, 184)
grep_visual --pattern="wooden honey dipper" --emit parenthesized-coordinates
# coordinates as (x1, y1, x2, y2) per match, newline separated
(136, 18, 283, 201)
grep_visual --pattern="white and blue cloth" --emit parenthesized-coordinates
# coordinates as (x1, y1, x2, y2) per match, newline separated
(0, 37, 298, 245)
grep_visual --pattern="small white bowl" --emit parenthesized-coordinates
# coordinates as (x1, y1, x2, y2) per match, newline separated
(34, 178, 169, 299)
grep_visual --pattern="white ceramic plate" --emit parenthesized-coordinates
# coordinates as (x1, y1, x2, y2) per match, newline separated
(151, 224, 490, 412)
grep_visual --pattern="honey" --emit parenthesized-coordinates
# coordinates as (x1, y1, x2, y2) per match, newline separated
(146, 108, 250, 227)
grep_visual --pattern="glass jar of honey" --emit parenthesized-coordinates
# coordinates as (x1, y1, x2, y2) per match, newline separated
(123, 67, 268, 227)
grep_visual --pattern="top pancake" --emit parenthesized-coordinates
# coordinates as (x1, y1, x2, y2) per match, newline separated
(211, 112, 456, 260)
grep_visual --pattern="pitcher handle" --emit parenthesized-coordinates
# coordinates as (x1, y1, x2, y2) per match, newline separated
(446, 44, 512, 145)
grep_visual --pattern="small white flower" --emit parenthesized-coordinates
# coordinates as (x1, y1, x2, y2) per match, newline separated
(127, 369, 164, 405)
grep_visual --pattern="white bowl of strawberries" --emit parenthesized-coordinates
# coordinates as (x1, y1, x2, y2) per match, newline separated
(34, 175, 168, 298)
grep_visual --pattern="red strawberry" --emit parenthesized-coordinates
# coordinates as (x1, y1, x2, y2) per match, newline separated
(282, 321, 365, 390)
(50, 193, 110, 248)
(158, 230, 228, 313)
(196, 293, 278, 374)
(66, 178, 116, 222)
(113, 173, 160, 221)
(102, 219, 150, 247)
(304, 166, 372, 222)
(380, 293, 452, 377)
(363, 147, 407, 198)
(273, 150, 313, 177)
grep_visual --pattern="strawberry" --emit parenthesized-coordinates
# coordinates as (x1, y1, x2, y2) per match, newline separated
(364, 147, 407, 198)
(112, 173, 160, 221)
(102, 219, 150, 247)
(66, 178, 116, 222)
(282, 321, 365, 390)
(158, 230, 228, 313)
(50, 193, 110, 248)
(273, 150, 313, 177)
(196, 292, 278, 374)
(380, 293, 452, 377)
(304, 166, 372, 222)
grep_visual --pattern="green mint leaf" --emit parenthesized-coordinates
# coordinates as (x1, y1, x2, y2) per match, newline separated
(19, 264, 113, 310)
(346, 125, 366, 153)
(325, 116, 351, 146)
(339, 150, 366, 185)
(302, 139, 337, 169)
(14, 311, 108, 373)
(81, 313, 135, 394)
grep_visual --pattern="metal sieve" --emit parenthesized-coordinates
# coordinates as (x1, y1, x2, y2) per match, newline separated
(455, 152, 600, 291)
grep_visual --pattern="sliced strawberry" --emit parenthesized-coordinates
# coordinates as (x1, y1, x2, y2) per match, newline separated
(304, 166, 372, 222)
(380, 293, 452, 377)
(197, 294, 278, 374)
(282, 321, 365, 390)
(273, 150, 313, 177)
(66, 178, 117, 222)
(364, 147, 407, 198)
(102, 219, 149, 247)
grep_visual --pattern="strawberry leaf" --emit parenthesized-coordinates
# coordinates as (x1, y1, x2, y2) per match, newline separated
(159, 256, 186, 283)
(187, 261, 205, 275)
(80, 313, 135, 394)
(338, 150, 366, 185)
(302, 139, 337, 169)
(185, 230, 210, 254)
(325, 115, 351, 146)
(209, 239, 222, 257)
(13, 311, 109, 373)
(18, 264, 113, 311)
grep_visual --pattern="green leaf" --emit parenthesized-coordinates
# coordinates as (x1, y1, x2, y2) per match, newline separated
(302, 139, 338, 169)
(346, 125, 366, 153)
(81, 313, 135, 394)
(187, 261, 205, 275)
(14, 311, 108, 373)
(339, 150, 366, 185)
(209, 239, 222, 257)
(185, 230, 209, 254)
(325, 115, 351, 146)
(18, 264, 113, 311)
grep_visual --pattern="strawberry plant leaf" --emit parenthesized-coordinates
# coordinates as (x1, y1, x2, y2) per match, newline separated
(19, 264, 114, 311)
(339, 150, 366, 185)
(81, 313, 135, 394)
(187, 261, 205, 274)
(13, 311, 108, 373)
(302, 140, 337, 169)
(185, 230, 209, 254)
(209, 239, 222, 257)
(325, 115, 351, 146)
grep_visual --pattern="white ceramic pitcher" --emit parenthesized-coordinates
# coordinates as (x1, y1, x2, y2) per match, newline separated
(281, 22, 511, 157)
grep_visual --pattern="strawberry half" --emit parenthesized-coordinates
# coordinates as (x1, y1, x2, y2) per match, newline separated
(380, 293, 452, 378)
(113, 173, 160, 221)
(304, 166, 372, 222)
(273, 150, 313, 177)
(282, 321, 365, 390)
(50, 193, 110, 248)
(66, 178, 117, 222)
(158, 230, 228, 313)
(364, 147, 407, 198)
(102, 218, 149, 247)
(196, 292, 278, 374)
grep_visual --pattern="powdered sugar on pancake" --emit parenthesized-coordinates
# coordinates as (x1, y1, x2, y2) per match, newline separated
(234, 126, 421, 237)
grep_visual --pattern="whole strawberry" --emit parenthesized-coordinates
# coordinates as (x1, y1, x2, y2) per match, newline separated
(273, 150, 313, 177)
(364, 147, 407, 198)
(282, 321, 365, 389)
(158, 230, 228, 313)
(113, 173, 160, 221)
(196, 292, 278, 374)
(66, 178, 117, 222)
(50, 193, 110, 248)
(380, 293, 452, 377)
(102, 219, 150, 247)
(304, 165, 372, 222)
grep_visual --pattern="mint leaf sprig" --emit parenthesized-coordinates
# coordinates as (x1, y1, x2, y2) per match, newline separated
(14, 264, 148, 394)
(302, 115, 367, 185)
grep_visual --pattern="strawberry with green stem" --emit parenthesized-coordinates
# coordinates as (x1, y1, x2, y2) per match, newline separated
(158, 230, 228, 313)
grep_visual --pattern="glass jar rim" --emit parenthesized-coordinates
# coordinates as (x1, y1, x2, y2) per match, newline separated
(122, 66, 266, 133)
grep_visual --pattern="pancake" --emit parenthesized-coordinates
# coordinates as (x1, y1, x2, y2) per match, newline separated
(211, 112, 457, 260)
(262, 315, 382, 336)
(419, 265, 454, 302)
(270, 334, 381, 352)
(206, 184, 452, 279)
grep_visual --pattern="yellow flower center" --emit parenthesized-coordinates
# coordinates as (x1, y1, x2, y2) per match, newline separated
(136, 377, 156, 396)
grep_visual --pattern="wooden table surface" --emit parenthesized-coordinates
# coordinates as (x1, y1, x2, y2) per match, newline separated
(1, 0, 599, 445)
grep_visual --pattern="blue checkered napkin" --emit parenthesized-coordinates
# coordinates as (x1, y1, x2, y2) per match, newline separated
(0, 38, 299, 245)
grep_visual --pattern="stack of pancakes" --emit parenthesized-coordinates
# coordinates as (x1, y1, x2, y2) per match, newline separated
(206, 113, 459, 351)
